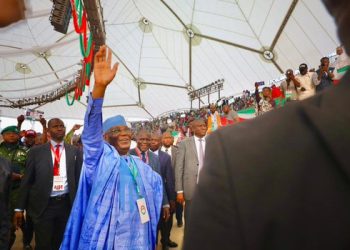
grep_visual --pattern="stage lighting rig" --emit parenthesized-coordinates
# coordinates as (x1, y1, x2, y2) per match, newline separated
(50, 0, 72, 34)
(188, 79, 224, 101)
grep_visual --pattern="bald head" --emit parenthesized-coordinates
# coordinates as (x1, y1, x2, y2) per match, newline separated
(190, 119, 207, 138)
(136, 129, 151, 152)
(150, 132, 162, 152)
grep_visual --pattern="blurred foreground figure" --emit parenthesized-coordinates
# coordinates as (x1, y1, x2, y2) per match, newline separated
(184, 0, 350, 249)
(60, 46, 163, 250)
(0, 157, 11, 249)
(0, 0, 25, 27)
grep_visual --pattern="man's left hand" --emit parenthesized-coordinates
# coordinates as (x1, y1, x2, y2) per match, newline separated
(163, 207, 170, 221)
(72, 124, 83, 131)
(170, 200, 176, 213)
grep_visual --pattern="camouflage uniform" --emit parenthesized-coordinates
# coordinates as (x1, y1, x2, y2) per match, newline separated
(0, 142, 27, 248)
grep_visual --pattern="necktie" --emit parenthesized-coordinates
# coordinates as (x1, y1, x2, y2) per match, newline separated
(141, 152, 147, 163)
(165, 148, 169, 153)
(53, 144, 61, 176)
(198, 138, 204, 172)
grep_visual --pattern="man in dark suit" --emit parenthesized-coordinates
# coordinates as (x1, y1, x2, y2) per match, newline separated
(175, 119, 207, 227)
(129, 130, 170, 219)
(161, 132, 183, 227)
(150, 133, 177, 250)
(184, 0, 350, 249)
(0, 157, 11, 250)
(14, 118, 83, 250)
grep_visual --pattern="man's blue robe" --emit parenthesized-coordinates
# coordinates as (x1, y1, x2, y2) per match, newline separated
(60, 96, 163, 250)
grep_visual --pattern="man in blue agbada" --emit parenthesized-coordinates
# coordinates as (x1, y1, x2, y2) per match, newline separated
(60, 45, 163, 250)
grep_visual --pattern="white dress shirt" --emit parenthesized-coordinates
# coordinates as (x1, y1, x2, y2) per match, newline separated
(161, 146, 172, 157)
(296, 72, 316, 100)
(194, 135, 206, 183)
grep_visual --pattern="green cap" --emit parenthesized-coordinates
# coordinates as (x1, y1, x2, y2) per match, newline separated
(1, 125, 20, 135)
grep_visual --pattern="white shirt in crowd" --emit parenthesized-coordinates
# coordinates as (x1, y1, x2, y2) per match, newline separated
(332, 52, 350, 80)
(161, 146, 172, 157)
(296, 72, 316, 101)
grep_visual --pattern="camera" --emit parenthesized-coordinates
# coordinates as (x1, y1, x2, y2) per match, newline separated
(255, 81, 265, 86)
(24, 109, 44, 121)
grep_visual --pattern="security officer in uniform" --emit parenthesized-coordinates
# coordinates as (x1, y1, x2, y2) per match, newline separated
(0, 126, 27, 249)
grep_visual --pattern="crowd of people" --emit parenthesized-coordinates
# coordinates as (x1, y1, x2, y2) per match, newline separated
(1, 46, 350, 250)
(1, 44, 348, 250)
(130, 46, 349, 138)
(1, 0, 350, 249)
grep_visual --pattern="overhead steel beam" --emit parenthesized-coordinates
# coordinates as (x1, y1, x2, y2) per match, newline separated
(111, 50, 137, 80)
(142, 107, 154, 118)
(103, 104, 138, 108)
(271, 59, 284, 73)
(270, 0, 299, 50)
(137, 86, 141, 104)
(196, 34, 262, 54)
(189, 37, 192, 87)
(142, 81, 187, 89)
(44, 57, 63, 85)
(83, 0, 106, 49)
(160, 0, 187, 28)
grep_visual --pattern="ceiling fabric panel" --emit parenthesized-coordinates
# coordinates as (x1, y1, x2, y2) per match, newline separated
(275, 0, 339, 70)
(0, 0, 341, 120)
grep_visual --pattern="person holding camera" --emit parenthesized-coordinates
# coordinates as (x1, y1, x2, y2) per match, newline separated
(295, 63, 316, 101)
(312, 56, 335, 92)
(281, 69, 301, 101)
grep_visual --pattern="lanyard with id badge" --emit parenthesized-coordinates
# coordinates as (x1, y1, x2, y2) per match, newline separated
(128, 156, 150, 224)
(50, 144, 65, 192)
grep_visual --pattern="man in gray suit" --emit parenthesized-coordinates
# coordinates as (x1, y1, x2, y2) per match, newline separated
(175, 119, 207, 226)
(184, 0, 350, 249)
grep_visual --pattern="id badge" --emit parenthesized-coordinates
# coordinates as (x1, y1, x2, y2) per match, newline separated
(136, 198, 150, 224)
(53, 176, 65, 191)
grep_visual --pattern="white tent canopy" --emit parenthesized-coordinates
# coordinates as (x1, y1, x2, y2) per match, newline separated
(0, 0, 340, 120)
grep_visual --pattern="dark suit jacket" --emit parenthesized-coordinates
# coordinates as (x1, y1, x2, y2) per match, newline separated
(129, 148, 169, 206)
(157, 150, 175, 202)
(184, 72, 350, 250)
(17, 142, 83, 221)
(0, 157, 11, 249)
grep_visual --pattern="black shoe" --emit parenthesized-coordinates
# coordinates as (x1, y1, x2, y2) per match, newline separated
(23, 245, 33, 250)
(168, 240, 178, 248)
(162, 244, 169, 250)
(177, 221, 183, 227)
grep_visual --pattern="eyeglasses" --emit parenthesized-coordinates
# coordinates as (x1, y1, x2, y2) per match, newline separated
(108, 128, 131, 135)
(138, 138, 150, 142)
